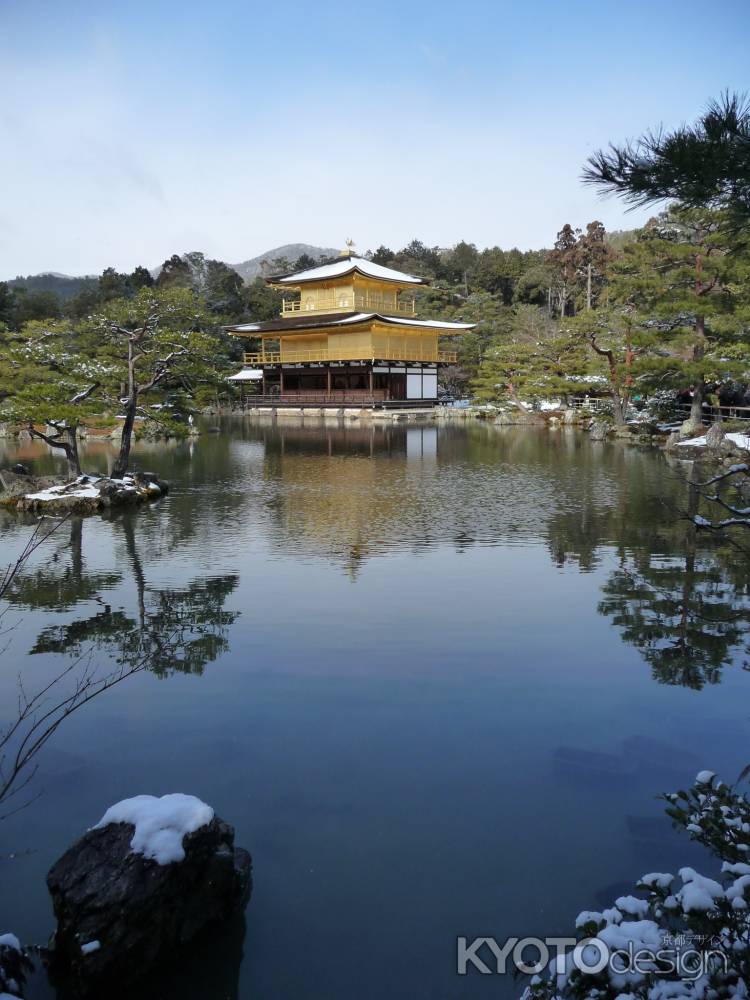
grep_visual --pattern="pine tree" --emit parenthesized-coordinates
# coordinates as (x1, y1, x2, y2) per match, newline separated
(95, 287, 227, 477)
(472, 306, 591, 406)
(610, 206, 750, 429)
(0, 320, 112, 475)
(584, 92, 750, 234)
(564, 308, 651, 424)
(576, 221, 613, 310)
(547, 224, 580, 317)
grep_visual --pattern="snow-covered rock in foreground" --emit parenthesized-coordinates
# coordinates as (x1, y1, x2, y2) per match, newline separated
(93, 793, 215, 865)
(47, 794, 251, 997)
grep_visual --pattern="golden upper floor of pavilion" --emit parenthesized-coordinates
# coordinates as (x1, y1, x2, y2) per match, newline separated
(224, 246, 475, 368)
(267, 253, 428, 317)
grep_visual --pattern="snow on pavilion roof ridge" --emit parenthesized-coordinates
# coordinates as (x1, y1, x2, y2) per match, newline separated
(269, 255, 428, 286)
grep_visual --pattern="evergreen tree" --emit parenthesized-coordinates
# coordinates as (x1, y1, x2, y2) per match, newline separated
(244, 277, 283, 323)
(611, 206, 750, 428)
(446, 241, 479, 295)
(64, 286, 103, 320)
(204, 260, 244, 315)
(369, 245, 395, 266)
(472, 306, 590, 406)
(13, 288, 62, 324)
(546, 224, 581, 316)
(576, 221, 612, 310)
(564, 308, 649, 424)
(130, 265, 155, 290)
(0, 320, 112, 474)
(156, 253, 193, 289)
(293, 253, 317, 271)
(0, 282, 17, 330)
(98, 266, 132, 301)
(584, 92, 750, 233)
(96, 287, 226, 477)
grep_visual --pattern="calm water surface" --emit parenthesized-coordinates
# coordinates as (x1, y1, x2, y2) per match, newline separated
(1, 418, 749, 1000)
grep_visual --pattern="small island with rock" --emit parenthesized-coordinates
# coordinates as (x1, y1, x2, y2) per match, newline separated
(0, 469, 169, 514)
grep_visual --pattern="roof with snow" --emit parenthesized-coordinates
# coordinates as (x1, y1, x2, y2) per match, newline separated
(226, 312, 474, 335)
(268, 255, 428, 286)
(227, 368, 263, 381)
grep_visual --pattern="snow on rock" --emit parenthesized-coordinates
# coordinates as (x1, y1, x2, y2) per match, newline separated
(47, 798, 251, 996)
(93, 793, 215, 865)
(0, 939, 19, 954)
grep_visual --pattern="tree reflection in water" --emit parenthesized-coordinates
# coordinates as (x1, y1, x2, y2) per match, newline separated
(0, 513, 239, 816)
(547, 470, 750, 690)
(598, 498, 750, 689)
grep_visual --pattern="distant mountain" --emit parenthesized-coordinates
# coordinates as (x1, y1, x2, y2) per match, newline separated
(6, 272, 98, 301)
(230, 244, 339, 281)
(4, 244, 341, 297)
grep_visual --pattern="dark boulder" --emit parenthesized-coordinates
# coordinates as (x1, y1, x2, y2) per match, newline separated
(47, 813, 251, 997)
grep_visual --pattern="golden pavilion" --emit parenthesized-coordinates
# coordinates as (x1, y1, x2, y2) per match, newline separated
(226, 243, 474, 407)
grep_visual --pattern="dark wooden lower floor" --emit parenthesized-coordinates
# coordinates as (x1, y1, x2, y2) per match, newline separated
(235, 392, 438, 409)
(236, 362, 440, 407)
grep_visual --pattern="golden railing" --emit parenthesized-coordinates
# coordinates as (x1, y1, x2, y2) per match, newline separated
(281, 293, 416, 316)
(244, 350, 457, 364)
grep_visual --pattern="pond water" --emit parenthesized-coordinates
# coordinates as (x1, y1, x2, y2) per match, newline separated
(1, 418, 749, 1000)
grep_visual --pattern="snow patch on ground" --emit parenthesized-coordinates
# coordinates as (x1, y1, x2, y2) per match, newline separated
(80, 940, 100, 955)
(0, 937, 20, 953)
(23, 475, 138, 503)
(93, 793, 214, 865)
(677, 432, 750, 450)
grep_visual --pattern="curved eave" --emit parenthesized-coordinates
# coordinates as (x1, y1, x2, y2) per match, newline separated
(225, 313, 476, 336)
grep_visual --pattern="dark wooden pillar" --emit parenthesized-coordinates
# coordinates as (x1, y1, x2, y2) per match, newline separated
(368, 366, 373, 401)
(326, 367, 332, 401)
(262, 370, 266, 398)
(280, 367, 284, 399)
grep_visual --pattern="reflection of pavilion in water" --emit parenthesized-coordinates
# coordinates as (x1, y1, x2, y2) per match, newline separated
(257, 423, 439, 577)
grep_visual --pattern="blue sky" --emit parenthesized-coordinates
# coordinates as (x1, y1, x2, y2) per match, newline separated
(1, 0, 748, 277)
